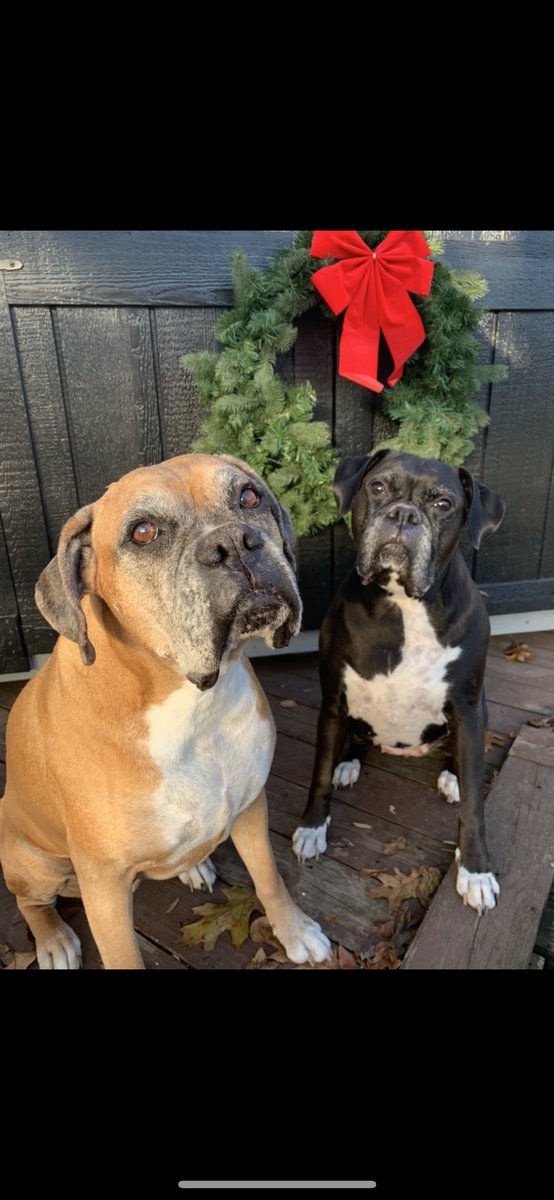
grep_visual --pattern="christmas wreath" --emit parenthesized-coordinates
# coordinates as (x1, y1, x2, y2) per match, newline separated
(182, 230, 505, 538)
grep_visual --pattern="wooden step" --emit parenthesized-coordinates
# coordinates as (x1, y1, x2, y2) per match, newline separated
(402, 724, 554, 970)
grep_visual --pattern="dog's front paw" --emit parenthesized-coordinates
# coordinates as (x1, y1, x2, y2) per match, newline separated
(332, 758, 361, 788)
(179, 857, 217, 893)
(292, 818, 330, 863)
(437, 770, 460, 804)
(37, 921, 82, 970)
(455, 849, 499, 914)
(272, 908, 332, 964)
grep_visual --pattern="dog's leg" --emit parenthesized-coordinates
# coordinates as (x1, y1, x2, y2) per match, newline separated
(231, 790, 331, 964)
(450, 705, 499, 915)
(292, 705, 347, 862)
(70, 854, 145, 969)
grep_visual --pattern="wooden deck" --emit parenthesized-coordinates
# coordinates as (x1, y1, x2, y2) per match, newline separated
(1, 631, 554, 970)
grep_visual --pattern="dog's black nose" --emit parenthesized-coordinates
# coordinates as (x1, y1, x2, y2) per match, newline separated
(195, 524, 264, 568)
(386, 504, 420, 528)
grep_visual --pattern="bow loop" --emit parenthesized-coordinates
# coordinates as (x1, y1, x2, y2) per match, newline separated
(310, 230, 434, 393)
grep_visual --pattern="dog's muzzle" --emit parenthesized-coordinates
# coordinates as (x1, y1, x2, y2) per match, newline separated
(188, 522, 301, 688)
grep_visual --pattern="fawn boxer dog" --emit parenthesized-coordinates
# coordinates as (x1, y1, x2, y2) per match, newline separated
(0, 453, 331, 969)
(292, 449, 505, 915)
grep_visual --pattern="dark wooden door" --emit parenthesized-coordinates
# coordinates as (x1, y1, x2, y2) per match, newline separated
(0, 230, 553, 673)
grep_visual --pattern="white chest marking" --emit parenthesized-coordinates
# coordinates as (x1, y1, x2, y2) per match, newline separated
(343, 577, 461, 750)
(145, 656, 274, 864)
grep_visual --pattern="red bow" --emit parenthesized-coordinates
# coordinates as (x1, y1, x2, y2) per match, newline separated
(310, 230, 434, 393)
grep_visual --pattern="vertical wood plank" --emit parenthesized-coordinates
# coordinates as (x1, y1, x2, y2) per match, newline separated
(293, 308, 334, 628)
(0, 517, 28, 671)
(476, 312, 554, 586)
(0, 276, 52, 649)
(153, 307, 219, 459)
(54, 308, 162, 503)
(12, 307, 79, 549)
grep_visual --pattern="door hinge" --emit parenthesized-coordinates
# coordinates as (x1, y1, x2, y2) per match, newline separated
(0, 260, 23, 270)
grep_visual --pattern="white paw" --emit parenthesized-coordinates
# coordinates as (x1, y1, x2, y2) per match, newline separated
(292, 818, 331, 862)
(438, 770, 461, 804)
(37, 921, 82, 970)
(274, 909, 332, 964)
(455, 849, 499, 914)
(332, 758, 361, 788)
(179, 857, 217, 893)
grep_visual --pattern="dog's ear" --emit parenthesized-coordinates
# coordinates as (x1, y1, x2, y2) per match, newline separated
(333, 449, 392, 515)
(218, 453, 297, 569)
(35, 505, 96, 666)
(458, 468, 506, 549)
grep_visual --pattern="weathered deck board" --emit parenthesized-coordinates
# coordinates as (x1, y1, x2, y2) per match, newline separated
(402, 725, 554, 970)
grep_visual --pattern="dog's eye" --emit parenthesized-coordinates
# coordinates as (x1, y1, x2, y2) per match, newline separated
(369, 480, 385, 495)
(240, 486, 260, 509)
(433, 498, 452, 512)
(131, 520, 159, 544)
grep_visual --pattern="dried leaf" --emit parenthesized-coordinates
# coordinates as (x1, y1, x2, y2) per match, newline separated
(353, 821, 372, 829)
(5, 949, 37, 970)
(508, 729, 517, 739)
(367, 866, 442, 914)
(249, 915, 290, 962)
(279, 698, 298, 708)
(485, 729, 505, 752)
(503, 642, 534, 663)
(382, 835, 407, 857)
(337, 944, 357, 970)
(365, 941, 400, 970)
(246, 947, 269, 969)
(329, 837, 354, 850)
(165, 897, 180, 915)
(527, 714, 554, 728)
(178, 886, 261, 952)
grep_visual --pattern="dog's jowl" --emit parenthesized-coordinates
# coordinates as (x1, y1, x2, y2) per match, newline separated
(0, 453, 331, 969)
(293, 450, 505, 916)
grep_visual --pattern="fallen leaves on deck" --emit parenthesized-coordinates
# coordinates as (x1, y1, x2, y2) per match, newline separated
(279, 698, 298, 708)
(503, 642, 535, 663)
(527, 714, 554, 728)
(485, 730, 505, 752)
(178, 886, 261, 951)
(365, 865, 441, 913)
(0, 942, 36, 970)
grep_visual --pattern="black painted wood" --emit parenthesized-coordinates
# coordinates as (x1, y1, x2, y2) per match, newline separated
(480, 577, 554, 615)
(53, 307, 162, 504)
(293, 307, 334, 628)
(153, 306, 219, 460)
(476, 312, 554, 586)
(0, 231, 295, 307)
(0, 276, 52, 647)
(12, 307, 79, 550)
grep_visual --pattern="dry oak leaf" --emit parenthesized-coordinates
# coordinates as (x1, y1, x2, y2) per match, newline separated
(366, 866, 442, 914)
(527, 714, 554, 728)
(503, 642, 535, 663)
(485, 730, 505, 752)
(178, 886, 261, 952)
(1, 943, 37, 970)
(249, 915, 290, 963)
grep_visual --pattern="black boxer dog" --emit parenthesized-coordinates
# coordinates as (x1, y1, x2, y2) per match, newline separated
(292, 449, 505, 915)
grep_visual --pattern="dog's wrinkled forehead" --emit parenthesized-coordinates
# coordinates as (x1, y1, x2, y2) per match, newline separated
(369, 452, 465, 504)
(91, 454, 263, 545)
